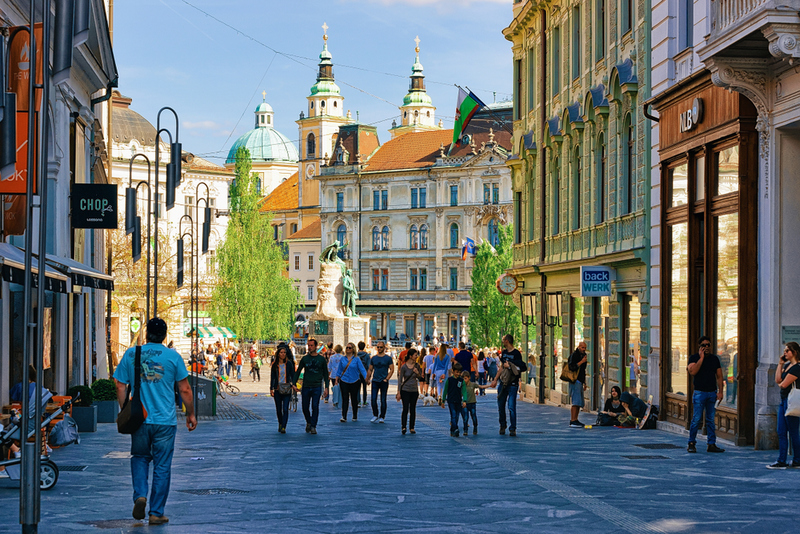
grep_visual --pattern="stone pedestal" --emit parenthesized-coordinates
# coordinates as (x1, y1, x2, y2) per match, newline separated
(309, 262, 369, 349)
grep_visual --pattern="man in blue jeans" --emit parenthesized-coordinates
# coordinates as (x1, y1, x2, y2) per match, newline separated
(687, 335, 726, 453)
(293, 338, 330, 434)
(490, 334, 526, 437)
(115, 318, 197, 525)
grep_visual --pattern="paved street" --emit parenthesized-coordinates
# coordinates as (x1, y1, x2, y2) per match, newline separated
(1, 377, 797, 533)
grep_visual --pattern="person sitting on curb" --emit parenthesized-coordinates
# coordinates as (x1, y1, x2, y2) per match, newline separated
(596, 386, 626, 426)
(616, 391, 648, 427)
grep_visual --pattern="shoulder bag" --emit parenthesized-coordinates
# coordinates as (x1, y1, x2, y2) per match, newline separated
(785, 365, 800, 417)
(117, 346, 147, 434)
(560, 360, 578, 383)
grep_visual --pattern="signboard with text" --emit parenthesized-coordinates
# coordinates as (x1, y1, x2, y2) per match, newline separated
(71, 184, 118, 229)
(580, 266, 614, 297)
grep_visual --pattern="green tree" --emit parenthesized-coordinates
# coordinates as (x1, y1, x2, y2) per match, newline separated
(211, 147, 301, 340)
(467, 224, 521, 347)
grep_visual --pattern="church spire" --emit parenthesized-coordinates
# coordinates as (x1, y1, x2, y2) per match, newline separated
(391, 36, 438, 138)
(317, 22, 334, 82)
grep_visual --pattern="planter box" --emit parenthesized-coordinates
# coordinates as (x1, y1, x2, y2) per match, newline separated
(95, 400, 119, 423)
(72, 405, 97, 432)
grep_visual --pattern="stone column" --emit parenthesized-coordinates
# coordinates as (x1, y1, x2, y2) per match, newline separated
(417, 312, 424, 343)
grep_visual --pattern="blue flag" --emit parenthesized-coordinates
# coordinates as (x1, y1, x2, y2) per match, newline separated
(461, 238, 476, 260)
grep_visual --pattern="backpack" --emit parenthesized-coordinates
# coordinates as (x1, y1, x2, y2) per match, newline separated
(49, 414, 80, 446)
(642, 405, 659, 430)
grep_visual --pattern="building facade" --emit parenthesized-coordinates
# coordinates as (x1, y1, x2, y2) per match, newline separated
(648, 0, 800, 446)
(0, 0, 117, 403)
(504, 0, 652, 407)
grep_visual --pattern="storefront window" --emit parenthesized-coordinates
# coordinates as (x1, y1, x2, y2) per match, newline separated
(670, 222, 690, 396)
(717, 146, 739, 196)
(695, 156, 705, 201)
(717, 212, 739, 408)
(671, 163, 688, 207)
(572, 297, 584, 350)
(596, 297, 610, 405)
(624, 294, 641, 394)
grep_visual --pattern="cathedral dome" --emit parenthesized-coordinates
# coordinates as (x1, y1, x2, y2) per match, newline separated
(226, 95, 298, 164)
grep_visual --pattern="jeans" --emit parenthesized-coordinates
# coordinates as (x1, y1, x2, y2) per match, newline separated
(130, 424, 177, 518)
(371, 381, 389, 418)
(448, 401, 464, 433)
(225, 363, 232, 376)
(340, 381, 360, 419)
(401, 390, 419, 430)
(477, 372, 487, 395)
(777, 397, 800, 464)
(332, 382, 342, 406)
(274, 393, 291, 429)
(497, 383, 518, 431)
(689, 390, 718, 445)
(236, 365, 242, 380)
(252, 368, 260, 381)
(301, 386, 323, 428)
(464, 402, 477, 431)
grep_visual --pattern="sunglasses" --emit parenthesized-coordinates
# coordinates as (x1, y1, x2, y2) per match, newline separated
(700, 343, 711, 348)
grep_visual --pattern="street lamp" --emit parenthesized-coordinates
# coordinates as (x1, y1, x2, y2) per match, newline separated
(125, 154, 153, 319)
(178, 215, 197, 412)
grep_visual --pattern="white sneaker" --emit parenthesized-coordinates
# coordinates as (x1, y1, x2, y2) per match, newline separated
(378, 418, 385, 424)
(371, 416, 379, 423)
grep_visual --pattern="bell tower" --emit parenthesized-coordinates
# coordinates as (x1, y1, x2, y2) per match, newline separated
(390, 36, 440, 139)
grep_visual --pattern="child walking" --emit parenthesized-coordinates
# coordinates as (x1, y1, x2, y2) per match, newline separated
(441, 363, 468, 436)
(462, 371, 490, 435)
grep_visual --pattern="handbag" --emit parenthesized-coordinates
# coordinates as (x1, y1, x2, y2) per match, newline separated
(786, 369, 800, 416)
(117, 346, 147, 434)
(560, 361, 578, 383)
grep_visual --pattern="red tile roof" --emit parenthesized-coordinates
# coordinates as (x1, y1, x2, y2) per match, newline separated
(285, 218, 321, 240)
(259, 172, 298, 212)
(364, 129, 453, 172)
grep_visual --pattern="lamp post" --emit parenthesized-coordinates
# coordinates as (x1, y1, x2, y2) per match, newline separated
(125, 154, 154, 320)
(518, 292, 535, 396)
(178, 215, 196, 411)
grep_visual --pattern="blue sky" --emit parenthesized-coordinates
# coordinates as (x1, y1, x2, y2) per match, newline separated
(113, 0, 513, 165)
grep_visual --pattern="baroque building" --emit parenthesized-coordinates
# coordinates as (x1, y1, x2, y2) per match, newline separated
(646, 0, 800, 447)
(504, 0, 652, 407)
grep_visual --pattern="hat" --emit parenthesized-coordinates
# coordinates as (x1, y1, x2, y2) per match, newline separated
(147, 317, 168, 338)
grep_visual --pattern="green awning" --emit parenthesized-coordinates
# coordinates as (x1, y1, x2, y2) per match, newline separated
(218, 327, 237, 339)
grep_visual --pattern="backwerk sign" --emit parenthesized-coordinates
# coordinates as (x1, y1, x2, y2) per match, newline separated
(580, 266, 614, 297)
(71, 184, 118, 229)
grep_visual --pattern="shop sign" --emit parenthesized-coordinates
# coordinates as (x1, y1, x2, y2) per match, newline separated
(782, 325, 800, 344)
(580, 266, 614, 297)
(71, 184, 118, 229)
(679, 98, 704, 133)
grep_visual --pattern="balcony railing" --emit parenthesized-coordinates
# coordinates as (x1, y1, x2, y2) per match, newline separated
(713, 0, 769, 36)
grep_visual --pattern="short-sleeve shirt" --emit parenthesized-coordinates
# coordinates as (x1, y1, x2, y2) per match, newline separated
(780, 362, 800, 400)
(687, 353, 721, 392)
(455, 350, 473, 372)
(464, 381, 479, 404)
(114, 343, 188, 426)
(370, 355, 393, 382)
(423, 353, 435, 373)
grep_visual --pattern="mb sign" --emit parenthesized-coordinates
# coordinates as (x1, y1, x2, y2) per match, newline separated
(580, 266, 614, 297)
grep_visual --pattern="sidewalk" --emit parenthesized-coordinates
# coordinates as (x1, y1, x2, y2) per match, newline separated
(0, 379, 796, 533)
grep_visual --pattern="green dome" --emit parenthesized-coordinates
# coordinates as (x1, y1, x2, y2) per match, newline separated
(310, 80, 341, 96)
(255, 101, 273, 113)
(403, 91, 433, 106)
(226, 127, 298, 164)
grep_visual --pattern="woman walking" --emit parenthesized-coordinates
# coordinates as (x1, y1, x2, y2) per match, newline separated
(328, 345, 345, 407)
(487, 350, 498, 382)
(270, 345, 296, 434)
(417, 348, 428, 395)
(476, 352, 487, 396)
(430, 345, 452, 399)
(396, 348, 423, 434)
(334, 343, 368, 422)
(767, 342, 800, 469)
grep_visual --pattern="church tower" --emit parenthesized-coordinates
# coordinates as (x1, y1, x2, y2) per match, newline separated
(297, 23, 352, 210)
(390, 36, 440, 139)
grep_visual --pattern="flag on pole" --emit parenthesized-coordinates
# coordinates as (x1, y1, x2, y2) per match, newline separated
(461, 237, 476, 260)
(448, 88, 486, 155)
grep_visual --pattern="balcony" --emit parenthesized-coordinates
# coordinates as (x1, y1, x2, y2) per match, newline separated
(699, 0, 800, 63)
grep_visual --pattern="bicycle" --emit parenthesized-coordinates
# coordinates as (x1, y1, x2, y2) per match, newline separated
(214, 376, 240, 398)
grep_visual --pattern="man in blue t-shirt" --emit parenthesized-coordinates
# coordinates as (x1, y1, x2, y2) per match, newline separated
(454, 342, 473, 378)
(367, 342, 395, 423)
(114, 318, 196, 525)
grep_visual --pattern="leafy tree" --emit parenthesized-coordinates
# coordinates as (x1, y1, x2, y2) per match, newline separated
(467, 223, 521, 348)
(211, 147, 301, 340)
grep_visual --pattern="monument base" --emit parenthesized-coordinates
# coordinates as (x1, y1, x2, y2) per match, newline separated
(309, 313, 369, 350)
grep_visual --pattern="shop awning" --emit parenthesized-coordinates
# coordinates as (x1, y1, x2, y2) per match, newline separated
(43, 254, 114, 291)
(0, 243, 69, 293)
(192, 326, 237, 339)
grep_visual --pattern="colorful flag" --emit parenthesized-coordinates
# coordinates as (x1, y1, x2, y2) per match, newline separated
(461, 237, 476, 260)
(449, 88, 485, 155)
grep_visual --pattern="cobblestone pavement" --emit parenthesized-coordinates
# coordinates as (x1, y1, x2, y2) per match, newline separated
(1, 374, 797, 533)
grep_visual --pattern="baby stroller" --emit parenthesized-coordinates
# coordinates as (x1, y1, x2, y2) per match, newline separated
(0, 389, 79, 490)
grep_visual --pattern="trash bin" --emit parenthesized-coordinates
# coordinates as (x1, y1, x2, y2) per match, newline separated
(189, 375, 216, 417)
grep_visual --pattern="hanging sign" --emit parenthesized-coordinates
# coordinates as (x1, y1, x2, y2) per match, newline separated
(70, 184, 118, 229)
(580, 266, 614, 297)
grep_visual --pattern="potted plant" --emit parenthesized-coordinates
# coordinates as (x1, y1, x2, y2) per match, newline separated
(67, 385, 96, 432)
(91, 379, 119, 423)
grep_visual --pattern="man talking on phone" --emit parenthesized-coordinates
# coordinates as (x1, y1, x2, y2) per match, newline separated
(686, 335, 725, 454)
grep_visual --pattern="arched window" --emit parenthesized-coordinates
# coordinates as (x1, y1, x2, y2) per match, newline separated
(410, 225, 419, 250)
(450, 223, 459, 249)
(372, 227, 380, 251)
(337, 224, 346, 245)
(307, 133, 316, 158)
(553, 157, 560, 235)
(624, 115, 634, 214)
(381, 226, 389, 250)
(597, 133, 606, 223)
(333, 101, 337, 108)
(420, 224, 428, 250)
(573, 146, 581, 230)
(488, 219, 499, 247)
(321, 100, 326, 109)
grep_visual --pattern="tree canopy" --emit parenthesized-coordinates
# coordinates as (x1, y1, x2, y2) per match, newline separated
(211, 147, 300, 340)
(467, 223, 522, 348)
